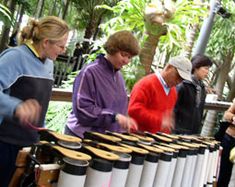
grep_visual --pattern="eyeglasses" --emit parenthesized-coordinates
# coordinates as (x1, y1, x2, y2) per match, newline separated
(49, 40, 66, 51)
(54, 43, 66, 51)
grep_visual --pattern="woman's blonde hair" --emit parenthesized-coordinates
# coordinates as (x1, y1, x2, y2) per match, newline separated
(104, 30, 140, 56)
(18, 16, 69, 45)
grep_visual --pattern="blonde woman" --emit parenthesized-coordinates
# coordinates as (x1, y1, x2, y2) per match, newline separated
(0, 16, 69, 187)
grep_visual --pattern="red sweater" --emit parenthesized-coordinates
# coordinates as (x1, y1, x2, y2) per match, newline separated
(128, 73, 177, 134)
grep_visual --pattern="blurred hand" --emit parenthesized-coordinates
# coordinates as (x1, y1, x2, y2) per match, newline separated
(232, 116, 235, 125)
(161, 112, 174, 131)
(14, 99, 41, 125)
(116, 114, 138, 133)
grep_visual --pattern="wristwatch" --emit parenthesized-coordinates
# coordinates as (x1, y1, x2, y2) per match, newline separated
(112, 113, 119, 123)
(115, 113, 119, 122)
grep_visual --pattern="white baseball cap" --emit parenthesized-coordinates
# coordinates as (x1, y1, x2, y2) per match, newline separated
(169, 56, 192, 81)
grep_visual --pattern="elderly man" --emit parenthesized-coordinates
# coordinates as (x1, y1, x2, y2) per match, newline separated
(128, 56, 192, 134)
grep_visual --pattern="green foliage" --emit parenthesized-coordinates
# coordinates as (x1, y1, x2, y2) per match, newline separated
(205, 0, 235, 99)
(60, 71, 78, 90)
(121, 56, 145, 93)
(206, 0, 235, 61)
(22, 0, 38, 16)
(100, 0, 148, 38)
(0, 3, 13, 26)
(157, 0, 208, 56)
(71, 0, 121, 30)
(100, 0, 207, 57)
(45, 101, 72, 133)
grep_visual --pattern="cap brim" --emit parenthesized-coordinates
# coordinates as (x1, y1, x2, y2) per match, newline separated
(177, 69, 192, 81)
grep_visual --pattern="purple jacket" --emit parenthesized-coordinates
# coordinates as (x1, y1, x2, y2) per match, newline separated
(67, 54, 128, 138)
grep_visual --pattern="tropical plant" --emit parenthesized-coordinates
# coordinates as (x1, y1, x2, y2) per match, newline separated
(121, 56, 145, 93)
(201, 0, 235, 136)
(46, 101, 72, 133)
(100, 0, 207, 74)
(0, 3, 12, 26)
(71, 0, 121, 53)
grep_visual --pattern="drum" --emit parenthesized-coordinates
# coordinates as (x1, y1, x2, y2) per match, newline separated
(229, 147, 235, 187)
(84, 158, 113, 187)
(57, 158, 89, 187)
(138, 144, 163, 187)
(153, 151, 173, 187)
(120, 143, 148, 187)
(109, 152, 132, 187)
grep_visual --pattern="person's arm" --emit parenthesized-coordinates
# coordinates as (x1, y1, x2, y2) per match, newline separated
(0, 49, 24, 117)
(73, 69, 120, 128)
(0, 49, 41, 124)
(224, 99, 235, 124)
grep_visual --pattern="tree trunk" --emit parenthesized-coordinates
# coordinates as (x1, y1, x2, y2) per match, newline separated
(226, 53, 235, 101)
(92, 10, 106, 41)
(58, 5, 62, 18)
(17, 4, 24, 27)
(49, 0, 57, 15)
(2, 0, 8, 5)
(14, 3, 24, 30)
(201, 54, 232, 136)
(62, 0, 70, 20)
(34, 0, 45, 18)
(0, 0, 17, 52)
(216, 55, 233, 100)
(184, 24, 199, 58)
(139, 33, 163, 74)
(14, 3, 20, 26)
(82, 13, 97, 54)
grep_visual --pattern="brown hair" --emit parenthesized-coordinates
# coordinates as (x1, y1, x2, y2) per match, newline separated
(18, 16, 69, 45)
(104, 30, 140, 56)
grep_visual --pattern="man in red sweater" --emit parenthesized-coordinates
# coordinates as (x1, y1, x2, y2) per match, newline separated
(128, 56, 192, 134)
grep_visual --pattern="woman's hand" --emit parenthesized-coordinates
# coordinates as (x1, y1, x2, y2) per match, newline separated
(116, 114, 138, 132)
(15, 99, 41, 125)
(231, 116, 235, 125)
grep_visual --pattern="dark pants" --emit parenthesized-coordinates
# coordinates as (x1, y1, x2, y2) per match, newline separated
(217, 133, 235, 187)
(0, 141, 21, 187)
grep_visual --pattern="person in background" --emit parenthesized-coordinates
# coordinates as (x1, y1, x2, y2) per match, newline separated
(65, 30, 139, 138)
(8, 29, 19, 47)
(173, 54, 213, 135)
(73, 42, 83, 57)
(217, 98, 235, 187)
(72, 42, 83, 71)
(128, 56, 192, 134)
(0, 16, 69, 187)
